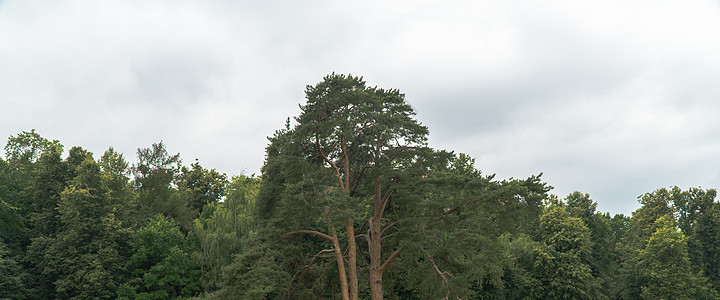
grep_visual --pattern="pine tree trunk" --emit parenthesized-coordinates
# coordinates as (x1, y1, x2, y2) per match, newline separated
(369, 176, 384, 300)
(347, 218, 358, 300)
(330, 227, 350, 300)
(369, 218, 383, 299)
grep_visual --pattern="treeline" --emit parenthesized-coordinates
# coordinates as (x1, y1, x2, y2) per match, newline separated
(2, 74, 720, 299)
(0, 130, 258, 299)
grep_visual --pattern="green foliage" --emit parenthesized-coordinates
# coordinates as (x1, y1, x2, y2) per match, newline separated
(4, 129, 62, 168)
(7, 77, 720, 300)
(32, 152, 131, 299)
(634, 215, 716, 299)
(194, 175, 259, 292)
(0, 238, 30, 300)
(531, 205, 597, 299)
(211, 226, 291, 299)
(121, 215, 201, 299)
(134, 142, 195, 229)
(178, 161, 228, 212)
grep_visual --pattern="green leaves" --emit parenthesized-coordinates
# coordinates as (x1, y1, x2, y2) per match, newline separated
(122, 215, 201, 299)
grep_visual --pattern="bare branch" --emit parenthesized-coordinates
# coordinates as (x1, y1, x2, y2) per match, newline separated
(421, 248, 453, 287)
(379, 189, 394, 219)
(381, 219, 401, 235)
(379, 248, 403, 274)
(311, 259, 336, 290)
(357, 218, 371, 235)
(315, 132, 344, 190)
(285, 230, 333, 242)
(381, 232, 399, 242)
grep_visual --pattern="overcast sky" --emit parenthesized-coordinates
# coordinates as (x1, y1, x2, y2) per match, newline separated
(2, 1, 720, 215)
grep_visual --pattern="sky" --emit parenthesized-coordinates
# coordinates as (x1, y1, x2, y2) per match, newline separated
(2, 1, 720, 215)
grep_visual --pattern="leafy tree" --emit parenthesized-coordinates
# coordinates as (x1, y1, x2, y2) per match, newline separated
(634, 215, 716, 299)
(119, 215, 201, 299)
(0, 238, 30, 300)
(32, 151, 131, 299)
(4, 129, 62, 169)
(565, 192, 617, 298)
(670, 187, 720, 289)
(621, 187, 718, 299)
(194, 175, 258, 292)
(133, 142, 194, 229)
(531, 204, 597, 299)
(178, 161, 228, 213)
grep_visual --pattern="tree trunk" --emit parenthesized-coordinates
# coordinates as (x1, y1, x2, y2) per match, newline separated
(347, 218, 358, 300)
(369, 176, 384, 300)
(330, 228, 350, 300)
(369, 218, 383, 299)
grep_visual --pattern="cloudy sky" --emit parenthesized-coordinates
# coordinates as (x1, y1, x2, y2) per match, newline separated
(2, 1, 720, 215)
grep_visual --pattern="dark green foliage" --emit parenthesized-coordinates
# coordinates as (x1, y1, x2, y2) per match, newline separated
(178, 161, 228, 213)
(31, 151, 132, 299)
(134, 142, 195, 229)
(532, 205, 597, 299)
(120, 215, 201, 299)
(0, 238, 30, 300)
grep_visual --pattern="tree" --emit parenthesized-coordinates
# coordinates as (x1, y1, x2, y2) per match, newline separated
(193, 175, 259, 292)
(133, 142, 194, 229)
(670, 187, 720, 289)
(177, 161, 228, 213)
(633, 215, 715, 299)
(4, 129, 61, 169)
(0, 238, 30, 300)
(531, 204, 597, 299)
(565, 192, 617, 298)
(31, 150, 132, 299)
(119, 215, 201, 299)
(246, 74, 549, 300)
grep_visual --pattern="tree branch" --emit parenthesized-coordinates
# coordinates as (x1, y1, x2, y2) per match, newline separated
(381, 232, 399, 242)
(435, 199, 478, 222)
(285, 230, 333, 242)
(311, 258, 335, 290)
(421, 248, 453, 286)
(379, 189, 394, 219)
(379, 247, 403, 274)
(357, 218, 371, 236)
(381, 219, 401, 236)
(315, 132, 344, 190)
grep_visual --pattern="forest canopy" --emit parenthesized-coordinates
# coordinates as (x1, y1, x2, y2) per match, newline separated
(2, 74, 720, 299)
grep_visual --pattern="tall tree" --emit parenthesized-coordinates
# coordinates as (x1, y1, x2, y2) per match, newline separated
(133, 142, 194, 228)
(39, 149, 134, 299)
(633, 215, 715, 299)
(531, 203, 597, 299)
(670, 187, 720, 289)
(565, 192, 617, 298)
(248, 74, 549, 299)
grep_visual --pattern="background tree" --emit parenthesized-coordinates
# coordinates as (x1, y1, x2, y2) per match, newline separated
(119, 215, 201, 299)
(671, 187, 720, 290)
(193, 174, 258, 292)
(0, 237, 30, 300)
(633, 215, 715, 299)
(31, 149, 132, 299)
(133, 142, 194, 229)
(531, 203, 597, 299)
(178, 161, 228, 213)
